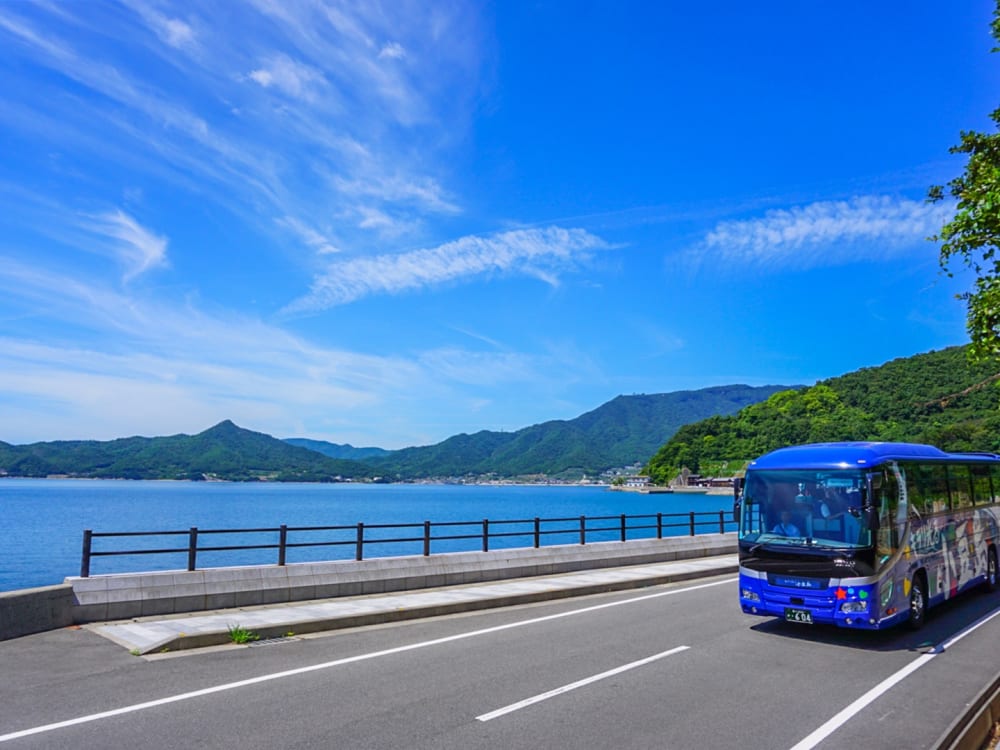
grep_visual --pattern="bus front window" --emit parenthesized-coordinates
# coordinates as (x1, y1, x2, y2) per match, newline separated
(739, 469, 868, 549)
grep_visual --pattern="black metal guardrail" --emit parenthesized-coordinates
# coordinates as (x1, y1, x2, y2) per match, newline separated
(79, 510, 736, 578)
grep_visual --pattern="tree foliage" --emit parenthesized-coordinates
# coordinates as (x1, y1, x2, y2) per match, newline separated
(929, 3, 1000, 361)
(645, 346, 1000, 483)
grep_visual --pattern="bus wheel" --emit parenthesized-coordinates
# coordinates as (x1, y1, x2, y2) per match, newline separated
(987, 548, 999, 593)
(907, 575, 926, 631)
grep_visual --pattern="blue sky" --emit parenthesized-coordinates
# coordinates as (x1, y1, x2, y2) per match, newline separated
(0, 1, 995, 449)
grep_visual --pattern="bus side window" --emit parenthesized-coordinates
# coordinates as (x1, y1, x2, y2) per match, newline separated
(905, 464, 948, 516)
(926, 464, 950, 513)
(971, 465, 992, 506)
(991, 464, 1000, 505)
(904, 462, 935, 516)
(948, 465, 974, 510)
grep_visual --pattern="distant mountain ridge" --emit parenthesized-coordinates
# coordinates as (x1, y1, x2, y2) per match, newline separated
(0, 384, 793, 481)
(283, 438, 391, 462)
(360, 384, 792, 479)
(0, 420, 368, 481)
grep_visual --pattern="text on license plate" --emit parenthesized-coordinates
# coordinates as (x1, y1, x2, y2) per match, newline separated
(785, 608, 813, 624)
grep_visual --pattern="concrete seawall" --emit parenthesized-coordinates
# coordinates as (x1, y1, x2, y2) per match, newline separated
(1, 533, 736, 641)
(0, 584, 76, 641)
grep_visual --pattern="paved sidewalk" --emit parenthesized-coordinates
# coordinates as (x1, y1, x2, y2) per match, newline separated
(88, 553, 738, 654)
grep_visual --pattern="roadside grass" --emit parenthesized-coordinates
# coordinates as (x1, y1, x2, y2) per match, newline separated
(227, 624, 260, 644)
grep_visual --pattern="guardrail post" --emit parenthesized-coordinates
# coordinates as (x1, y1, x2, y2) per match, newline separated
(423, 521, 431, 556)
(278, 524, 287, 566)
(482, 519, 489, 552)
(534, 517, 540, 548)
(656, 513, 663, 539)
(187, 527, 198, 571)
(579, 515, 586, 545)
(689, 512, 695, 536)
(356, 522, 365, 561)
(718, 510, 725, 534)
(620, 514, 627, 542)
(81, 529, 92, 578)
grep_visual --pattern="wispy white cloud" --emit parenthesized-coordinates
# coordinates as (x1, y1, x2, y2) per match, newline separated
(124, 1, 196, 50)
(695, 195, 954, 270)
(81, 210, 169, 281)
(0, 259, 595, 446)
(379, 42, 406, 60)
(248, 54, 327, 101)
(0, 1, 482, 260)
(284, 226, 613, 313)
(331, 172, 460, 215)
(276, 216, 340, 255)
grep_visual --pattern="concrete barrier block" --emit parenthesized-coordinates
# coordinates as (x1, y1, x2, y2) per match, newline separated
(259, 587, 292, 605)
(312, 583, 343, 599)
(232, 589, 266, 607)
(51, 533, 738, 627)
(155, 582, 208, 599)
(168, 595, 207, 615)
(67, 576, 109, 593)
(139, 596, 178, 617)
(204, 592, 239, 610)
(0, 585, 75, 640)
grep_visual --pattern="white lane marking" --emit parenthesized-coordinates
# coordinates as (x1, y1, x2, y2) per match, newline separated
(0, 577, 736, 743)
(476, 646, 690, 722)
(789, 604, 1000, 750)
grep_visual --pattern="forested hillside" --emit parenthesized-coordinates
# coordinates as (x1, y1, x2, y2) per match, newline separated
(367, 384, 790, 479)
(283, 438, 390, 461)
(645, 346, 1000, 483)
(0, 421, 370, 481)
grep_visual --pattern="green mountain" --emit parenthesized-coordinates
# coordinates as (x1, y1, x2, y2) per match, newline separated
(365, 385, 792, 479)
(645, 345, 1000, 483)
(0, 385, 791, 481)
(283, 438, 390, 462)
(0, 420, 370, 481)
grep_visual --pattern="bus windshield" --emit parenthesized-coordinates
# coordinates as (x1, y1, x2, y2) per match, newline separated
(739, 469, 871, 550)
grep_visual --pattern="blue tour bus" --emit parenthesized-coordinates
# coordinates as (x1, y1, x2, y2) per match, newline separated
(735, 442, 1000, 629)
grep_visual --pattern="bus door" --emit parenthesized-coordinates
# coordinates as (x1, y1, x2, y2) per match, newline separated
(874, 465, 910, 618)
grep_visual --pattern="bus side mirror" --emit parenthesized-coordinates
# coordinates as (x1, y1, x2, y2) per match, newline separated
(732, 477, 743, 523)
(733, 500, 741, 524)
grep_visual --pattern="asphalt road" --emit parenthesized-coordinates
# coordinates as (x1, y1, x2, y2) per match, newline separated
(3, 574, 1000, 749)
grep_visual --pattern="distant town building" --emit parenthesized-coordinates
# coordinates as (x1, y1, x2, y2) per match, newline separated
(625, 475, 650, 488)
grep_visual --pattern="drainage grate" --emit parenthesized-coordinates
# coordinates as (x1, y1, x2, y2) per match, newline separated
(248, 636, 301, 647)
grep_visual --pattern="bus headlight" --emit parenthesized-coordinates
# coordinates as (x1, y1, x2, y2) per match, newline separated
(880, 581, 893, 609)
(741, 588, 760, 602)
(840, 600, 868, 613)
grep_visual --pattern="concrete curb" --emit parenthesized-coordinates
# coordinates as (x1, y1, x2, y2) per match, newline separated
(933, 666, 1000, 750)
(90, 555, 738, 654)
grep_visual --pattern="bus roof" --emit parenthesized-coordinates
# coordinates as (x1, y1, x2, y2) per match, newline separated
(747, 442, 1000, 471)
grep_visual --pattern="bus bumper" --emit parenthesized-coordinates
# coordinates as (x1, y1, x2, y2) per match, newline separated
(738, 570, 901, 629)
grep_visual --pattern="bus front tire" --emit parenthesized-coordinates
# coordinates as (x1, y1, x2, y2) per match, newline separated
(907, 575, 927, 631)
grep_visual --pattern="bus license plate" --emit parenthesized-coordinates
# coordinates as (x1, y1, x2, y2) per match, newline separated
(785, 608, 813, 624)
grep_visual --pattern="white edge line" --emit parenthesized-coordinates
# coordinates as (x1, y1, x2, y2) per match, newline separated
(789, 604, 1000, 750)
(476, 645, 690, 722)
(0, 576, 736, 743)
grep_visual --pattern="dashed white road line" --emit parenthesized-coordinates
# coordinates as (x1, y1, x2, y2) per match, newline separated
(476, 645, 690, 721)
(0, 577, 735, 743)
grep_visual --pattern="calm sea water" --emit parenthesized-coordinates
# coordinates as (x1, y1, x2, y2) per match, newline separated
(0, 479, 732, 592)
